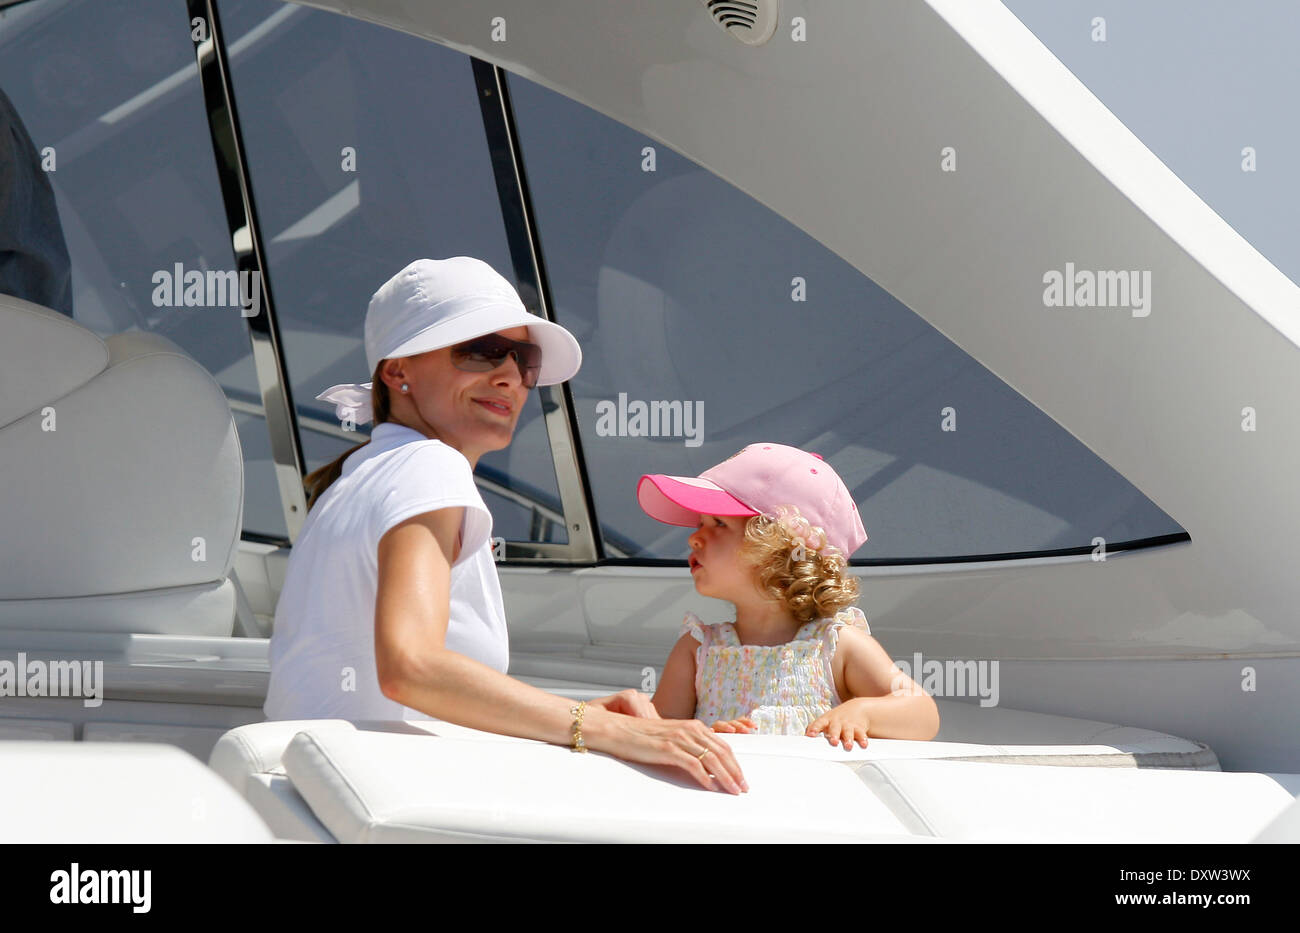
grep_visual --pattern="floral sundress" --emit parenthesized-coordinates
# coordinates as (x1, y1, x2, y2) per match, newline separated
(684, 606, 872, 734)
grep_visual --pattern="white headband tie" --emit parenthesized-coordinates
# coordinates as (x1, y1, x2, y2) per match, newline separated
(316, 383, 374, 424)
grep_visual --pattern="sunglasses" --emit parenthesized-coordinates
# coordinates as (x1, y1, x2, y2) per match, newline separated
(450, 334, 543, 388)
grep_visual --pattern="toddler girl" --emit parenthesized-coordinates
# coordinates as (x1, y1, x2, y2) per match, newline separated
(639, 443, 939, 748)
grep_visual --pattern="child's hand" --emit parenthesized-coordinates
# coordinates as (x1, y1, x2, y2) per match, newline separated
(710, 717, 757, 734)
(588, 689, 660, 719)
(806, 698, 871, 750)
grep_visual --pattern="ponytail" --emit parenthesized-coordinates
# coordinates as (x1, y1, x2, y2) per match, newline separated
(304, 364, 393, 511)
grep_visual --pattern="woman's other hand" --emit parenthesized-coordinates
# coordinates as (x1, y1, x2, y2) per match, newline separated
(710, 717, 756, 734)
(584, 710, 748, 794)
(587, 689, 660, 719)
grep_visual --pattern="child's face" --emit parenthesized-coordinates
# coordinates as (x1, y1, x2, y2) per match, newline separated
(687, 514, 760, 602)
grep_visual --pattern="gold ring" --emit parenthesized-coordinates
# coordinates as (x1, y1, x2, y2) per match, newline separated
(696, 748, 711, 760)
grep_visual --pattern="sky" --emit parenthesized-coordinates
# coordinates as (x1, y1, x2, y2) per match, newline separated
(1001, 0, 1298, 287)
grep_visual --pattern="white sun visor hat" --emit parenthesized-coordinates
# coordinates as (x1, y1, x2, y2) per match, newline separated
(316, 257, 582, 423)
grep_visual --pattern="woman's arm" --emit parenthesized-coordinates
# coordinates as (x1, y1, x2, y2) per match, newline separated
(374, 510, 748, 793)
(650, 634, 698, 719)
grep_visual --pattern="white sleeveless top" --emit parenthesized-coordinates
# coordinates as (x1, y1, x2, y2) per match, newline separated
(264, 423, 507, 721)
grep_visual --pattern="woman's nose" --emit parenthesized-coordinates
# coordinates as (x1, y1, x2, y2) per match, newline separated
(490, 355, 523, 387)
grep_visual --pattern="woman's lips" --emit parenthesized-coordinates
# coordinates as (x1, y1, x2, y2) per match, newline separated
(475, 398, 512, 415)
(689, 555, 701, 573)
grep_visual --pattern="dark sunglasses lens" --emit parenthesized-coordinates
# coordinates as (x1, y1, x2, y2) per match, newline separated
(515, 343, 542, 386)
(453, 336, 542, 387)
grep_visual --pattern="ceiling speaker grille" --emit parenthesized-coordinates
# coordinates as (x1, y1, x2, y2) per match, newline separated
(702, 0, 779, 47)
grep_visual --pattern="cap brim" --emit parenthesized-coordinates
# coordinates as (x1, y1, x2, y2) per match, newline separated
(384, 303, 582, 385)
(636, 474, 759, 527)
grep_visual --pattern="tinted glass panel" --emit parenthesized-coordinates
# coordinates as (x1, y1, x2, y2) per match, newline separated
(219, 0, 565, 543)
(0, 0, 281, 535)
(508, 74, 1186, 560)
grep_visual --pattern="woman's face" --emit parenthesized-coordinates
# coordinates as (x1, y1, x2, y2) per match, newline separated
(687, 514, 760, 602)
(382, 325, 533, 467)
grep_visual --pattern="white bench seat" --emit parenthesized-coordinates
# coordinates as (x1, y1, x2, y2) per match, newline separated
(209, 716, 1293, 843)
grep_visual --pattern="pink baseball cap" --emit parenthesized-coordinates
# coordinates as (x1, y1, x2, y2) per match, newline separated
(637, 443, 868, 556)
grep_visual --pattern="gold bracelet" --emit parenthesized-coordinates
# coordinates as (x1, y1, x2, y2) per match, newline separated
(570, 701, 588, 753)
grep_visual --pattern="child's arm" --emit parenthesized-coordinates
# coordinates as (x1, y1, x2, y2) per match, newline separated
(651, 634, 699, 720)
(808, 626, 941, 746)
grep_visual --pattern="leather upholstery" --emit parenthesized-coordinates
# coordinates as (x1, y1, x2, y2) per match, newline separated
(211, 709, 1278, 843)
(853, 758, 1296, 843)
(281, 727, 918, 843)
(0, 294, 243, 635)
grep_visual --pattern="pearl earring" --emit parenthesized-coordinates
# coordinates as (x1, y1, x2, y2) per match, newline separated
(401, 383, 409, 392)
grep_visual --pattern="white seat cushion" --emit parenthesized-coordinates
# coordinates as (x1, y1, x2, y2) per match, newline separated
(931, 700, 1218, 768)
(0, 742, 273, 842)
(210, 719, 359, 790)
(209, 719, 431, 790)
(209, 719, 361, 843)
(210, 719, 446, 842)
(245, 773, 338, 844)
(853, 758, 1296, 842)
(1252, 795, 1300, 843)
(280, 727, 927, 843)
(0, 295, 105, 429)
(0, 295, 243, 636)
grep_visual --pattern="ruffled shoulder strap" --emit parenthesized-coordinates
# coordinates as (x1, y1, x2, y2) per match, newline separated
(679, 612, 738, 648)
(831, 606, 871, 635)
(680, 611, 707, 645)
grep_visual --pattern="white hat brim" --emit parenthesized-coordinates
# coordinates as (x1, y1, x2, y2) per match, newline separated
(381, 301, 581, 386)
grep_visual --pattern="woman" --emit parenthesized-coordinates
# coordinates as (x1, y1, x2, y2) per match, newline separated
(265, 257, 745, 794)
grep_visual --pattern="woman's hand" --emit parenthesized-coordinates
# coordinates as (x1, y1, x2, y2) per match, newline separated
(710, 717, 757, 734)
(587, 689, 660, 719)
(584, 710, 748, 794)
(806, 698, 871, 750)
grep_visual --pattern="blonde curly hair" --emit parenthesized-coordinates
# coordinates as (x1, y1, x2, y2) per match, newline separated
(739, 506, 860, 624)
